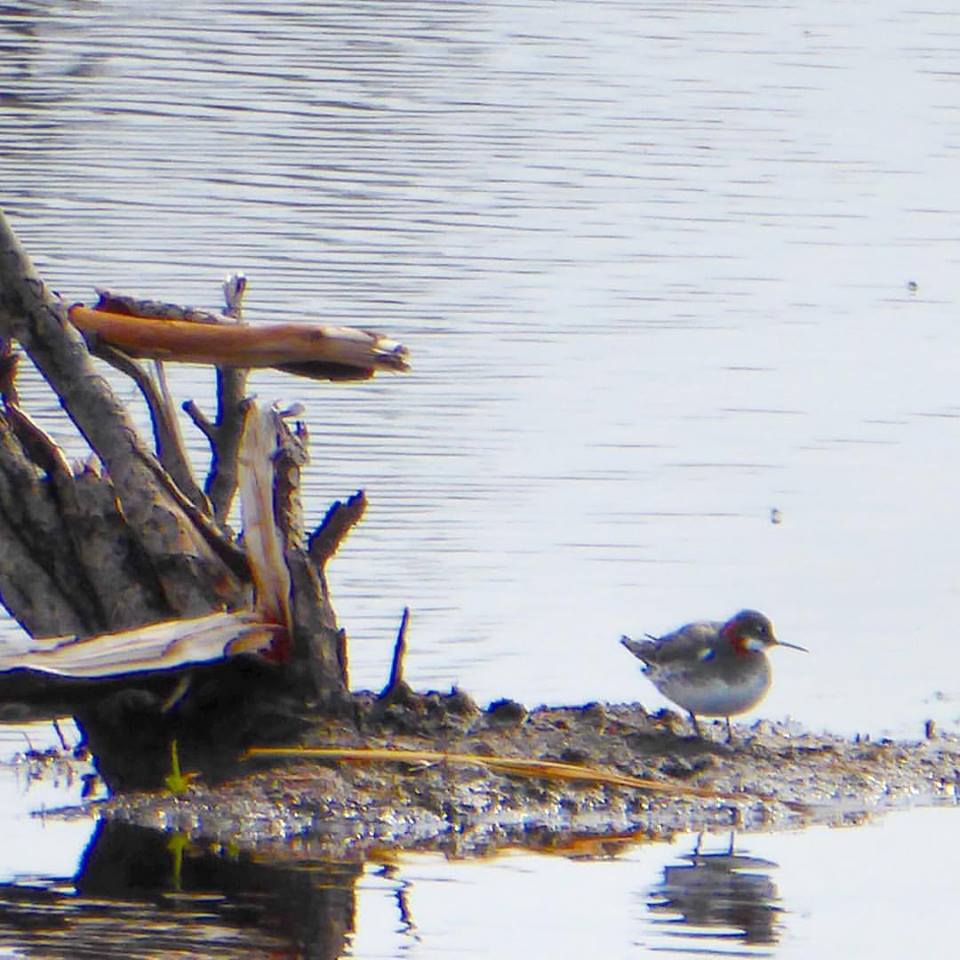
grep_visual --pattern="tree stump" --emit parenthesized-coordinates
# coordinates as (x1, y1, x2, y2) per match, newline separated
(0, 209, 403, 790)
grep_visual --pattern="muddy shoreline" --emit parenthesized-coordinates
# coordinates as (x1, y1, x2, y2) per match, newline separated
(88, 690, 960, 859)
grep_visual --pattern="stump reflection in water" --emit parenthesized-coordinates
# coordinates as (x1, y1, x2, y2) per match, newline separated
(0, 820, 360, 959)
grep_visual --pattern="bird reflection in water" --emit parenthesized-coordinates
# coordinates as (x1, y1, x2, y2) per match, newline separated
(376, 863, 421, 944)
(647, 833, 782, 950)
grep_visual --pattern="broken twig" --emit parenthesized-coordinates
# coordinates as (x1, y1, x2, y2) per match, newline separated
(68, 306, 410, 378)
(308, 491, 367, 569)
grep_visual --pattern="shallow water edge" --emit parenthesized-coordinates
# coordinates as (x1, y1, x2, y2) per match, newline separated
(89, 694, 960, 859)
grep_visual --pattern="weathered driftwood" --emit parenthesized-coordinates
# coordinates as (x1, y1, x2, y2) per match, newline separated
(0, 610, 280, 679)
(0, 208, 407, 789)
(68, 301, 410, 380)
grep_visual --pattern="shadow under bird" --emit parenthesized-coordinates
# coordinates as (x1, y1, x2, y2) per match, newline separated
(620, 610, 806, 741)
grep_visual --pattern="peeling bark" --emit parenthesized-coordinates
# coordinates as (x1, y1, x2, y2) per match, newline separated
(0, 409, 167, 635)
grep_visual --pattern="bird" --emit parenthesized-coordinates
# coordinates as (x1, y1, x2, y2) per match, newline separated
(620, 609, 806, 741)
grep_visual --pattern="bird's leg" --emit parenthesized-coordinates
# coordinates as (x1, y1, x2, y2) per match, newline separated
(725, 716, 734, 743)
(693, 833, 704, 859)
(688, 711, 703, 738)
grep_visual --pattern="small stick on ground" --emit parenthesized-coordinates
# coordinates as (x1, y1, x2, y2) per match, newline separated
(243, 745, 753, 803)
(381, 607, 411, 700)
(52, 718, 70, 752)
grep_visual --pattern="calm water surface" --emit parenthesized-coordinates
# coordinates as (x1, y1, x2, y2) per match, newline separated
(0, 754, 956, 959)
(1, 0, 959, 956)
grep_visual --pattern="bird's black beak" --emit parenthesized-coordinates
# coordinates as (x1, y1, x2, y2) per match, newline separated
(776, 639, 808, 653)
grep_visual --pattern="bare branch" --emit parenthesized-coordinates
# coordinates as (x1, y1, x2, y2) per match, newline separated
(182, 398, 215, 441)
(308, 491, 368, 570)
(205, 365, 249, 522)
(67, 306, 410, 377)
(183, 274, 250, 523)
(91, 341, 210, 513)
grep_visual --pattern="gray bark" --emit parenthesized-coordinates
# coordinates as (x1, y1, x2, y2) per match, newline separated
(0, 210, 244, 617)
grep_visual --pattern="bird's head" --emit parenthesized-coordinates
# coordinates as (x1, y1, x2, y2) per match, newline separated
(722, 609, 807, 655)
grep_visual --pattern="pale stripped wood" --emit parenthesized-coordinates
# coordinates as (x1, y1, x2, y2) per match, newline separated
(0, 610, 280, 678)
(238, 403, 293, 632)
(68, 305, 410, 374)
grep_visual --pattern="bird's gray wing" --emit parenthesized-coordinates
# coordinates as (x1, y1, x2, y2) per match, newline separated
(625, 620, 721, 665)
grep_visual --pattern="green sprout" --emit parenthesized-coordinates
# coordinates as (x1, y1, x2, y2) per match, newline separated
(164, 739, 199, 796)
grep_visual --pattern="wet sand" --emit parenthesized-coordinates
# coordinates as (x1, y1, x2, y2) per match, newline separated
(97, 690, 960, 858)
